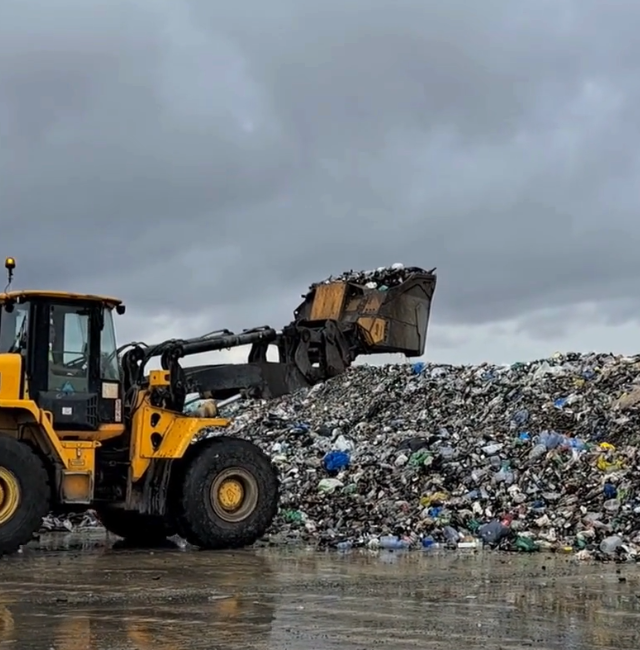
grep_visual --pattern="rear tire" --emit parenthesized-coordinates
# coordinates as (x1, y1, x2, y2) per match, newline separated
(97, 508, 174, 546)
(175, 437, 279, 550)
(0, 436, 51, 556)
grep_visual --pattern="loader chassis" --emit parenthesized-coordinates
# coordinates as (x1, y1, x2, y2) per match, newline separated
(0, 289, 280, 555)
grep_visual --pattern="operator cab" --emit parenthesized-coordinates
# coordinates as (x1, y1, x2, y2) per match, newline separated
(0, 258, 126, 431)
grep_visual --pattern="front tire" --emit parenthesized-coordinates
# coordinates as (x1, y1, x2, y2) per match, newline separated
(175, 437, 279, 550)
(0, 436, 51, 556)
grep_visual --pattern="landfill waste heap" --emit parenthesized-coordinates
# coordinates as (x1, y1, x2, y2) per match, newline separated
(219, 351, 640, 561)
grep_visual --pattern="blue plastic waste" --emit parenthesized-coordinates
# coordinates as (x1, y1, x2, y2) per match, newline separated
(323, 450, 350, 472)
(478, 520, 510, 546)
(538, 430, 586, 452)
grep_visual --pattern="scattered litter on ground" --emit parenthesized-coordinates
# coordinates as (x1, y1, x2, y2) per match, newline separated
(40, 511, 100, 533)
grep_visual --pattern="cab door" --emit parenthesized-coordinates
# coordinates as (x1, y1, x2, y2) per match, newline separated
(22, 299, 122, 432)
(31, 299, 100, 431)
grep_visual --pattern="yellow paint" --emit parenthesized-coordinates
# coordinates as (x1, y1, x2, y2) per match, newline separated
(0, 467, 20, 525)
(0, 354, 23, 400)
(310, 282, 347, 320)
(58, 441, 98, 503)
(356, 317, 387, 346)
(149, 370, 170, 387)
(57, 423, 126, 442)
(0, 289, 122, 307)
(61, 473, 93, 503)
(218, 478, 244, 510)
(129, 390, 231, 481)
(0, 392, 102, 473)
(0, 400, 62, 460)
(59, 441, 100, 467)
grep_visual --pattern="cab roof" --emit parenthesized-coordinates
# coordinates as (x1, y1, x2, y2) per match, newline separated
(0, 290, 123, 307)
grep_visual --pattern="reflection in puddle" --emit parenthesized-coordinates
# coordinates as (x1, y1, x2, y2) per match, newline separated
(0, 533, 639, 649)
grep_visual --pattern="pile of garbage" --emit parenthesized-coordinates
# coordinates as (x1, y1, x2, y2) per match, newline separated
(309, 262, 435, 290)
(221, 352, 640, 560)
(40, 511, 100, 533)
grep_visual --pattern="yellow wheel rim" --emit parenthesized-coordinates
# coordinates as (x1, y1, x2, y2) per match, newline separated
(218, 479, 244, 510)
(210, 468, 259, 523)
(0, 467, 20, 526)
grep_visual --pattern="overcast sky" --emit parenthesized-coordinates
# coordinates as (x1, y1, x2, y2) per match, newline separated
(2, 0, 639, 367)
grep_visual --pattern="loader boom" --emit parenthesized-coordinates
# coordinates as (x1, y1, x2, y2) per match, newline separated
(154, 267, 438, 402)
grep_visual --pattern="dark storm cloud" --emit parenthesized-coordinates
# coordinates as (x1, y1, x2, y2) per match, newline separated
(2, 0, 640, 338)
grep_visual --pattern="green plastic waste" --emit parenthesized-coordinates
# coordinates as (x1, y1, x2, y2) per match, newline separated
(514, 536, 539, 553)
(409, 450, 432, 467)
(282, 509, 304, 524)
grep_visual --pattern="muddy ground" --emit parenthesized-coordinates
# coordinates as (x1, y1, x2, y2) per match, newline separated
(0, 532, 639, 649)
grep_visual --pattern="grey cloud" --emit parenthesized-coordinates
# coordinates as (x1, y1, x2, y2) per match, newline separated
(2, 0, 640, 343)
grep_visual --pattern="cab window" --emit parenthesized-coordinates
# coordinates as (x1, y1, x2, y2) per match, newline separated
(0, 302, 29, 353)
(48, 304, 90, 393)
(100, 308, 120, 381)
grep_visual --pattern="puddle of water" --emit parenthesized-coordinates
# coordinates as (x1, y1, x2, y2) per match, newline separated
(0, 532, 639, 649)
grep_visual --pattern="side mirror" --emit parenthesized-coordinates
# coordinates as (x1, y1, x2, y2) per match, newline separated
(116, 304, 126, 315)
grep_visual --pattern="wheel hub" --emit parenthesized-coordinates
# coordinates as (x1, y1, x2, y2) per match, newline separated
(218, 479, 245, 511)
(210, 468, 259, 523)
(0, 467, 20, 526)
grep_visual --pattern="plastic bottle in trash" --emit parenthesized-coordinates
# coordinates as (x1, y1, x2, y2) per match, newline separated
(442, 526, 460, 546)
(336, 541, 353, 552)
(599, 535, 623, 555)
(379, 535, 409, 550)
(539, 430, 564, 450)
(494, 463, 514, 485)
(529, 443, 547, 460)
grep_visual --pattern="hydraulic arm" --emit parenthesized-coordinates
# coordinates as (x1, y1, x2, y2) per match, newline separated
(122, 267, 437, 405)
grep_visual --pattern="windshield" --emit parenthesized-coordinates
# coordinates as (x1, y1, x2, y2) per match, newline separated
(0, 302, 29, 353)
(100, 307, 120, 381)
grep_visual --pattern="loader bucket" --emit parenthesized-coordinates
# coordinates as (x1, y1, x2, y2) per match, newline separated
(294, 269, 437, 357)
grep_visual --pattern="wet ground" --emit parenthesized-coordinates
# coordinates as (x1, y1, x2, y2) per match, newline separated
(0, 532, 639, 649)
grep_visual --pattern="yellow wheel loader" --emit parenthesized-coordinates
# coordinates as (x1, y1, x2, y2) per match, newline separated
(0, 257, 436, 555)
